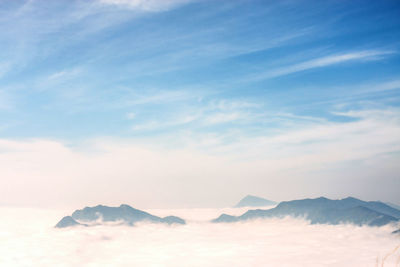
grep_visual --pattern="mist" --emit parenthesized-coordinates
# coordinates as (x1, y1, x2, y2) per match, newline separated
(1, 207, 399, 267)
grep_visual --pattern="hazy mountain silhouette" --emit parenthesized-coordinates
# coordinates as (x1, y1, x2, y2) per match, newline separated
(235, 195, 276, 208)
(213, 197, 400, 227)
(55, 204, 185, 228)
(386, 202, 400, 211)
(55, 216, 85, 228)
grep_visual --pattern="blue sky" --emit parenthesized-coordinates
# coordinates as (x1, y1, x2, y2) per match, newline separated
(0, 0, 399, 207)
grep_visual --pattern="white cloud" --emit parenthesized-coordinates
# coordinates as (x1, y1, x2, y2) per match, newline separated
(251, 50, 395, 80)
(0, 61, 12, 78)
(0, 89, 13, 110)
(209, 100, 260, 111)
(131, 114, 197, 131)
(127, 98, 260, 131)
(0, 207, 399, 266)
(203, 112, 243, 124)
(0, 108, 399, 208)
(46, 68, 82, 82)
(126, 112, 136, 120)
(98, 0, 195, 12)
(131, 120, 161, 131)
(275, 112, 326, 122)
(122, 89, 203, 106)
(362, 79, 400, 93)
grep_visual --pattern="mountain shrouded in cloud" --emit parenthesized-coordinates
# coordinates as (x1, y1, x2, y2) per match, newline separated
(55, 216, 84, 228)
(55, 204, 185, 228)
(386, 202, 400, 211)
(0, 0, 400, 266)
(214, 197, 400, 227)
(56, 196, 400, 230)
(234, 195, 276, 208)
(2, 206, 400, 266)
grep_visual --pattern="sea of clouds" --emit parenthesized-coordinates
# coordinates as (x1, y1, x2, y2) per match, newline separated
(0, 206, 399, 266)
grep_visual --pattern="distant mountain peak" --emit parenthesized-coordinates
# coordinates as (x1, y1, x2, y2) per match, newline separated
(56, 204, 186, 228)
(216, 196, 400, 227)
(235, 195, 276, 208)
(385, 202, 400, 211)
(55, 216, 84, 228)
(342, 196, 360, 201)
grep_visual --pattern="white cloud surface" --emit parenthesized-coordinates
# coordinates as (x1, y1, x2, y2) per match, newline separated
(0, 207, 399, 267)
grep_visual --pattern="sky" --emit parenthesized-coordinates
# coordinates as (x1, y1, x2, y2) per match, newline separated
(0, 0, 400, 208)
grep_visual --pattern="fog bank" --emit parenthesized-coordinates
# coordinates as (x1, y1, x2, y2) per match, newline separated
(0, 207, 399, 266)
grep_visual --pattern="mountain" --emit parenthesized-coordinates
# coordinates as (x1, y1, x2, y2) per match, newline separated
(235, 195, 276, 208)
(386, 202, 400, 211)
(213, 197, 400, 227)
(55, 204, 186, 228)
(55, 216, 85, 228)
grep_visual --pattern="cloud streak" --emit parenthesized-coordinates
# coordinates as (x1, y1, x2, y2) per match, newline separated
(98, 0, 195, 12)
(250, 50, 395, 81)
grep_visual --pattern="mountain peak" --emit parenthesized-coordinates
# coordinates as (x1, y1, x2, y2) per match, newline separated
(119, 204, 133, 209)
(342, 196, 360, 201)
(215, 196, 400, 227)
(56, 204, 186, 228)
(55, 216, 83, 228)
(235, 195, 276, 208)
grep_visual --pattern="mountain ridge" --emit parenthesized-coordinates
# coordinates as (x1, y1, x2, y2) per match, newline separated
(55, 204, 186, 228)
(235, 195, 276, 208)
(214, 196, 400, 227)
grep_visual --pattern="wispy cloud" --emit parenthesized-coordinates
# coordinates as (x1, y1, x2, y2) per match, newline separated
(34, 68, 84, 92)
(203, 112, 243, 125)
(131, 114, 197, 131)
(129, 98, 262, 133)
(360, 79, 400, 93)
(97, 0, 195, 12)
(0, 61, 12, 78)
(0, 89, 13, 110)
(122, 89, 202, 106)
(46, 69, 82, 82)
(249, 50, 395, 81)
(126, 112, 136, 120)
(0, 0, 398, 209)
(1, 107, 400, 206)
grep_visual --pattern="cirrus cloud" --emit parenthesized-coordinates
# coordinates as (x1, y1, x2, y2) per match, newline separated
(97, 0, 196, 12)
